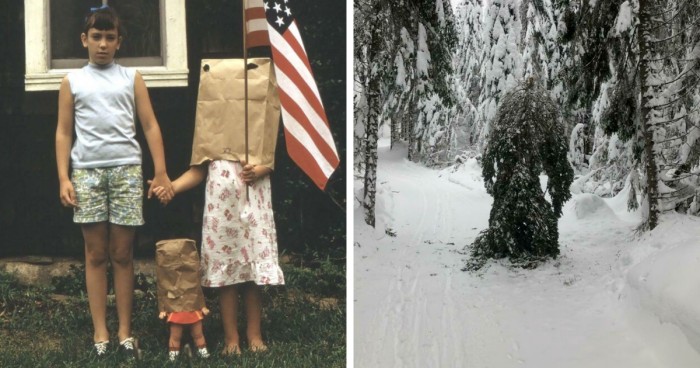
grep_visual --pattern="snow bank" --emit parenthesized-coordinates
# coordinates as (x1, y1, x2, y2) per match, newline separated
(442, 157, 483, 191)
(569, 193, 618, 220)
(625, 214, 700, 355)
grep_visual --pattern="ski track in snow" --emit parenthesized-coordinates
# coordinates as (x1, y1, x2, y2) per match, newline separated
(355, 140, 700, 367)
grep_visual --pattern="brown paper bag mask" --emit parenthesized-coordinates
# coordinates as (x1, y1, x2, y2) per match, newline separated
(156, 239, 206, 313)
(190, 58, 281, 169)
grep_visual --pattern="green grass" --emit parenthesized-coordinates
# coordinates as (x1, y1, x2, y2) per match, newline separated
(0, 261, 346, 367)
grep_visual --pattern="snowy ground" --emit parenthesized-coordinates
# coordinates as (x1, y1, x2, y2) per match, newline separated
(354, 138, 700, 367)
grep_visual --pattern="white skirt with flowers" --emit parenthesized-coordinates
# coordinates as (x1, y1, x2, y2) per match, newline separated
(200, 160, 285, 287)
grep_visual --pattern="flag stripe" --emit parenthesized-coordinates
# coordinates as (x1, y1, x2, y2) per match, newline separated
(272, 46, 330, 128)
(283, 127, 331, 190)
(269, 23, 322, 105)
(279, 30, 324, 117)
(275, 67, 337, 159)
(284, 23, 313, 78)
(246, 0, 263, 7)
(281, 108, 337, 179)
(245, 0, 270, 48)
(245, 7, 266, 23)
(247, 19, 267, 33)
(278, 86, 339, 168)
(247, 31, 269, 48)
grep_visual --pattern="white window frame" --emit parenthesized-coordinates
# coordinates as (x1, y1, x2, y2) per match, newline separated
(24, 0, 188, 91)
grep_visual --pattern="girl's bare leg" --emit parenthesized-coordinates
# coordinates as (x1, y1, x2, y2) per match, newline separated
(109, 224, 136, 342)
(243, 282, 266, 351)
(219, 285, 241, 354)
(82, 222, 110, 343)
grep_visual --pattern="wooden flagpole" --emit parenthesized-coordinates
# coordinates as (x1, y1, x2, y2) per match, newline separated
(242, 0, 250, 201)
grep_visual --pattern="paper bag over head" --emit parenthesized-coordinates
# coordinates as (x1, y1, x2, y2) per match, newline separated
(190, 58, 281, 169)
(155, 239, 206, 313)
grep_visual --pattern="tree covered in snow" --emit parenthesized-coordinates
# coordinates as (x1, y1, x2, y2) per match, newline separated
(452, 0, 564, 153)
(451, 0, 483, 150)
(560, 0, 636, 192)
(355, 0, 457, 165)
(393, 0, 458, 164)
(558, 0, 700, 229)
(477, 0, 523, 145)
(354, 0, 458, 225)
(355, 0, 387, 227)
(637, 0, 700, 227)
(469, 80, 573, 269)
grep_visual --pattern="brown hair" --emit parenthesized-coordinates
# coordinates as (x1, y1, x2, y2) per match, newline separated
(83, 6, 125, 37)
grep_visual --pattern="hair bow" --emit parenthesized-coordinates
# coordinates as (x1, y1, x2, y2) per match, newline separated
(90, 4, 109, 12)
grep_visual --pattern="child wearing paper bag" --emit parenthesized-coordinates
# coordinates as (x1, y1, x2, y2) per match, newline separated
(152, 58, 285, 355)
(155, 239, 211, 361)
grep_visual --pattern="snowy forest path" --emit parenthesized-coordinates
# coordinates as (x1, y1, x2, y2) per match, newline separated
(355, 140, 700, 367)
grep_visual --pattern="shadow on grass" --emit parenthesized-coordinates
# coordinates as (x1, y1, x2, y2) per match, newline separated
(0, 260, 346, 367)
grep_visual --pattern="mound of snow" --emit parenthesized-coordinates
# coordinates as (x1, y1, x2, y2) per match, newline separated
(625, 215, 700, 355)
(443, 158, 483, 191)
(569, 193, 618, 220)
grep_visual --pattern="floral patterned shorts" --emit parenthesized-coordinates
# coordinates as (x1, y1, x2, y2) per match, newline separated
(71, 165, 144, 226)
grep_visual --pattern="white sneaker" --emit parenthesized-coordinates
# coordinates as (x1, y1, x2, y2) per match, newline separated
(197, 347, 210, 358)
(94, 341, 109, 357)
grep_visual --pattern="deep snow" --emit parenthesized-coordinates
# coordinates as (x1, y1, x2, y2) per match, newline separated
(354, 138, 700, 367)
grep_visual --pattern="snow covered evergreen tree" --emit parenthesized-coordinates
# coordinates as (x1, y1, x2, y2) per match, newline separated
(451, 0, 483, 150)
(453, 0, 563, 153)
(355, 0, 458, 225)
(561, 0, 700, 228)
(637, 0, 700, 226)
(404, 0, 458, 164)
(477, 0, 523, 146)
(355, 0, 459, 227)
(469, 79, 574, 269)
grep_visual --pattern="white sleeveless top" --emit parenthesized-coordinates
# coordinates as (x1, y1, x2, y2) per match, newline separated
(67, 62, 142, 169)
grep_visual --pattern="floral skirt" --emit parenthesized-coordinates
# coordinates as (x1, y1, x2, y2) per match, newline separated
(200, 160, 285, 287)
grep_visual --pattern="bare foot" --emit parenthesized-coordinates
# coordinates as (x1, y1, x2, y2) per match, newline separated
(222, 344, 242, 356)
(249, 339, 268, 353)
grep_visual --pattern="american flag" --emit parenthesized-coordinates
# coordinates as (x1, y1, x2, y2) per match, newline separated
(244, 0, 270, 48)
(244, 0, 340, 190)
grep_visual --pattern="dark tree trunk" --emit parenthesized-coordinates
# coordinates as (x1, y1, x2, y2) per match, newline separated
(362, 2, 383, 228)
(638, 0, 659, 229)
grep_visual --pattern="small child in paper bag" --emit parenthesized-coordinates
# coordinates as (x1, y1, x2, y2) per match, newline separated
(156, 239, 210, 361)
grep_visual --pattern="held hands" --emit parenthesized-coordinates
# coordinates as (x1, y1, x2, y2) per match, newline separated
(147, 172, 173, 202)
(147, 172, 174, 206)
(148, 181, 174, 205)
